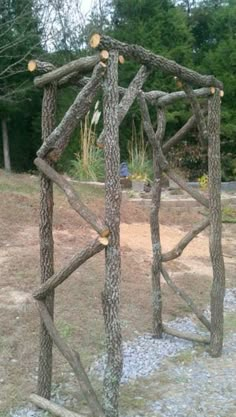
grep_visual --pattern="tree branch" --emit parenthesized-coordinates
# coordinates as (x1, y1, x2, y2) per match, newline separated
(34, 158, 109, 237)
(90, 34, 223, 89)
(37, 301, 105, 417)
(37, 63, 105, 161)
(161, 266, 211, 331)
(162, 217, 210, 261)
(33, 238, 106, 299)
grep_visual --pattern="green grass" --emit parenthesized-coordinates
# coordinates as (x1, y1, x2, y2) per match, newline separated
(222, 206, 236, 223)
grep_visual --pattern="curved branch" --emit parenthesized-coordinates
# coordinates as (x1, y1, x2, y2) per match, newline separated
(162, 217, 210, 261)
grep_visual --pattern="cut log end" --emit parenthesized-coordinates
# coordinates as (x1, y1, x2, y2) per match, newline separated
(220, 90, 224, 97)
(99, 61, 107, 68)
(100, 50, 109, 61)
(100, 228, 110, 238)
(98, 237, 109, 246)
(210, 87, 216, 94)
(118, 55, 125, 64)
(28, 60, 37, 72)
(90, 33, 101, 49)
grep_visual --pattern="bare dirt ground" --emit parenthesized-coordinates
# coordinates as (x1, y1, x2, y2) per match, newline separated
(0, 170, 235, 416)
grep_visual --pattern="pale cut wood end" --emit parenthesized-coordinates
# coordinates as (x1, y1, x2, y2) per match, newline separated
(98, 237, 109, 246)
(118, 55, 125, 64)
(28, 60, 37, 72)
(210, 87, 216, 94)
(100, 228, 110, 238)
(100, 50, 109, 61)
(220, 90, 224, 97)
(100, 61, 107, 68)
(90, 33, 101, 48)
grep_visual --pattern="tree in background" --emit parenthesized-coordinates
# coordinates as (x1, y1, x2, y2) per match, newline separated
(0, 0, 42, 171)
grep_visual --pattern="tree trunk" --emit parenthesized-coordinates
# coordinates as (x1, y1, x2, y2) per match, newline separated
(208, 90, 225, 357)
(150, 148, 162, 337)
(37, 83, 57, 399)
(102, 50, 123, 417)
(2, 119, 11, 172)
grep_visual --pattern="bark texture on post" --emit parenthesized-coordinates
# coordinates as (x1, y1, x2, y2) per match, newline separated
(37, 83, 57, 399)
(90, 34, 223, 89)
(2, 119, 11, 172)
(139, 96, 165, 337)
(37, 63, 105, 161)
(97, 65, 150, 146)
(150, 153, 163, 337)
(102, 50, 123, 417)
(208, 90, 225, 357)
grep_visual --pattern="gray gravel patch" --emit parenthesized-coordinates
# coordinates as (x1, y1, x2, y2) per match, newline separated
(11, 289, 236, 417)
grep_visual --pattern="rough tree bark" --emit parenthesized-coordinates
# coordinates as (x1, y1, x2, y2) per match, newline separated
(149, 108, 166, 337)
(37, 63, 106, 161)
(32, 55, 102, 88)
(1, 119, 11, 172)
(97, 65, 150, 146)
(37, 83, 57, 399)
(34, 158, 109, 237)
(150, 150, 163, 337)
(90, 34, 223, 89)
(37, 301, 104, 417)
(33, 238, 106, 300)
(208, 90, 225, 357)
(102, 50, 123, 417)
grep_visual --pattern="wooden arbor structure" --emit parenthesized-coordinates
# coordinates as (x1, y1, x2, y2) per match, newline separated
(29, 34, 225, 417)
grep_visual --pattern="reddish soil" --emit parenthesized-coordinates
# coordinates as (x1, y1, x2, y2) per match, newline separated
(0, 171, 235, 414)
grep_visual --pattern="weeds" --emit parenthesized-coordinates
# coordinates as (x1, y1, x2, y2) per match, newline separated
(128, 119, 152, 180)
(70, 102, 105, 182)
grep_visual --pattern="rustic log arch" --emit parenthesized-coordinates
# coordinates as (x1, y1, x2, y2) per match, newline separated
(28, 34, 225, 417)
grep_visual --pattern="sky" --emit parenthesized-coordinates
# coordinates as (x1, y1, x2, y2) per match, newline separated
(81, 0, 94, 16)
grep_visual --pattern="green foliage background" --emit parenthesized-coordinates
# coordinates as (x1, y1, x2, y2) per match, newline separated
(0, 0, 235, 180)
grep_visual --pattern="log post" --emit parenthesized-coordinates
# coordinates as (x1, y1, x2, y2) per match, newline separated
(37, 83, 57, 399)
(208, 90, 225, 357)
(149, 108, 166, 338)
(102, 50, 123, 417)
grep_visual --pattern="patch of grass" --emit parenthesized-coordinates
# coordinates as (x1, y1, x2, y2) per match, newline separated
(56, 320, 74, 339)
(222, 206, 236, 223)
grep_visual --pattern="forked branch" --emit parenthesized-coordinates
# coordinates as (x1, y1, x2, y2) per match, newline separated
(162, 217, 210, 262)
(97, 65, 150, 146)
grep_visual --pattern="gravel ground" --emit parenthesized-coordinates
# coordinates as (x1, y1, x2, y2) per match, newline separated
(11, 289, 236, 417)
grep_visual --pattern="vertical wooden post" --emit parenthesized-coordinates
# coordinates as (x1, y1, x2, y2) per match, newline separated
(37, 83, 57, 398)
(208, 89, 225, 357)
(1, 119, 11, 172)
(150, 149, 163, 337)
(102, 50, 123, 417)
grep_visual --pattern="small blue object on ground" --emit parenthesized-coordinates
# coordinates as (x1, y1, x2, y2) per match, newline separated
(120, 162, 129, 177)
